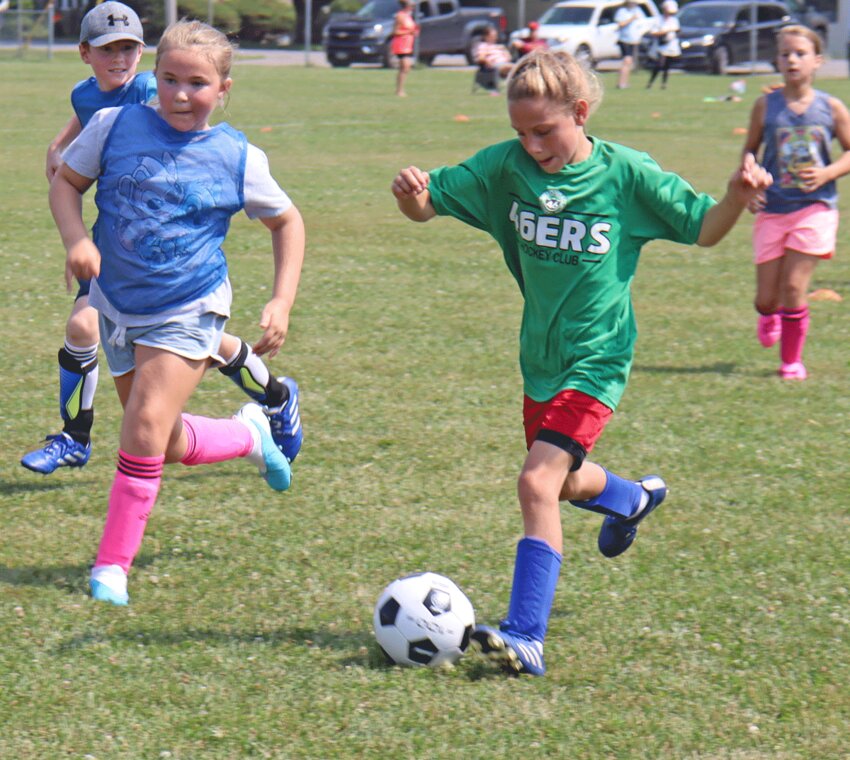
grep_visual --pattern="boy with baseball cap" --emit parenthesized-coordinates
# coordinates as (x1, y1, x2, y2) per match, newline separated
(20, 2, 155, 475)
(23, 2, 304, 477)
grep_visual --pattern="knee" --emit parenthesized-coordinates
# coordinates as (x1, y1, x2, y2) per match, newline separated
(66, 305, 99, 345)
(122, 404, 172, 453)
(783, 281, 807, 305)
(517, 467, 561, 511)
(755, 297, 779, 315)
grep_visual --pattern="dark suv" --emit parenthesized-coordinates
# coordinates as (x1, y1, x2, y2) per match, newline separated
(655, 0, 795, 74)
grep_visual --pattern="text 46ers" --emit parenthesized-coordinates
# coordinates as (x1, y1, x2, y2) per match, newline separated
(509, 201, 611, 254)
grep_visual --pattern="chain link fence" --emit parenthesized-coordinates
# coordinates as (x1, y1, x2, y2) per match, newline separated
(0, 3, 56, 58)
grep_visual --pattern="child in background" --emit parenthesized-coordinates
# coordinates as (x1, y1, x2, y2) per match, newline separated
(645, 0, 680, 90)
(49, 19, 306, 605)
(741, 25, 850, 380)
(615, 0, 644, 89)
(392, 49, 771, 675)
(391, 0, 419, 97)
(22, 1, 301, 475)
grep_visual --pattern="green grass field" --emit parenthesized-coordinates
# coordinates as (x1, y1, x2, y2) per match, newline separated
(1, 53, 848, 758)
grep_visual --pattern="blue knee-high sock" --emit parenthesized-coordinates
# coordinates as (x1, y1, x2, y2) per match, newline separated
(501, 537, 562, 643)
(569, 468, 642, 519)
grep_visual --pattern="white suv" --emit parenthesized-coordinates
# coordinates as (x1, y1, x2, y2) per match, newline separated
(511, 0, 660, 67)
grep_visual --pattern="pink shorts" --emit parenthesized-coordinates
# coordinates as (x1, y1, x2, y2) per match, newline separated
(753, 203, 838, 265)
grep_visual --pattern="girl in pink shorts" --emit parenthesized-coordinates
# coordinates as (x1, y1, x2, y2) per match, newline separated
(741, 25, 850, 380)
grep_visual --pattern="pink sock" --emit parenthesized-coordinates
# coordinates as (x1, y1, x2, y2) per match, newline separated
(95, 451, 164, 574)
(780, 306, 810, 365)
(180, 413, 254, 466)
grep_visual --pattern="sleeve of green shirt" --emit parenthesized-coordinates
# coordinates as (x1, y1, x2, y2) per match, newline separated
(628, 151, 717, 245)
(427, 150, 494, 233)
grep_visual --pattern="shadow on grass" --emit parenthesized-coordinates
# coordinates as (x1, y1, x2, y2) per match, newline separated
(0, 476, 99, 495)
(53, 623, 373, 660)
(51, 622, 506, 679)
(0, 554, 156, 593)
(632, 362, 736, 375)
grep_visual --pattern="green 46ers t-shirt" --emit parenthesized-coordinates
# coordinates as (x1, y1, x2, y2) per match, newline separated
(428, 136, 716, 410)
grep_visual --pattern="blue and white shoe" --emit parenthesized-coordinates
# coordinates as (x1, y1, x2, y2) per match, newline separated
(265, 376, 302, 462)
(469, 625, 546, 676)
(21, 433, 91, 474)
(235, 402, 292, 492)
(598, 475, 668, 558)
(90, 565, 129, 606)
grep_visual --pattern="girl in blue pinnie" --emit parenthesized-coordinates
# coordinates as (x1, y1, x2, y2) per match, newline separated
(49, 20, 306, 606)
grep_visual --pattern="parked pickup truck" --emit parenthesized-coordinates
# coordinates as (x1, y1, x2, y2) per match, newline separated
(322, 0, 507, 67)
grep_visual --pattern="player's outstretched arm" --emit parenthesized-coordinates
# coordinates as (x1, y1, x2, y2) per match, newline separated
(697, 153, 772, 247)
(392, 166, 436, 222)
(46, 116, 82, 182)
(49, 164, 99, 286)
(253, 204, 306, 359)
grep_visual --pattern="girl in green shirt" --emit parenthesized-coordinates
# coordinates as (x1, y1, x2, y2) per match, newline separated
(392, 50, 771, 675)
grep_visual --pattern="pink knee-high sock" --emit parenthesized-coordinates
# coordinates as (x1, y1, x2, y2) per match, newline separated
(95, 451, 164, 573)
(179, 413, 254, 466)
(780, 306, 810, 365)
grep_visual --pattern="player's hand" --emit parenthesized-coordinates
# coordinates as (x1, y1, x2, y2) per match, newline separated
(45, 150, 63, 183)
(65, 239, 100, 289)
(392, 166, 430, 199)
(747, 191, 766, 213)
(253, 296, 291, 358)
(731, 152, 772, 204)
(796, 165, 829, 193)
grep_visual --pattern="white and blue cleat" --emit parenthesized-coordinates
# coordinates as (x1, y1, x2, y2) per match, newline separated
(236, 402, 292, 491)
(90, 565, 129, 606)
(265, 376, 302, 462)
(21, 433, 91, 474)
(469, 625, 546, 676)
(598, 475, 668, 558)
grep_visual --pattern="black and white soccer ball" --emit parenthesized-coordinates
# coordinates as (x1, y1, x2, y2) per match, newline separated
(374, 572, 475, 668)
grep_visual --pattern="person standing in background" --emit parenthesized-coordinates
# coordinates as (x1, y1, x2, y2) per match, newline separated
(391, 0, 419, 97)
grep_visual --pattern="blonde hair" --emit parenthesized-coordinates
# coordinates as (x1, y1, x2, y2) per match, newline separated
(156, 19, 234, 80)
(777, 24, 823, 55)
(507, 49, 603, 116)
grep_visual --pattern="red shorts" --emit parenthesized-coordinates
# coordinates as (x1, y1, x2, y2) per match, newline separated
(523, 389, 613, 463)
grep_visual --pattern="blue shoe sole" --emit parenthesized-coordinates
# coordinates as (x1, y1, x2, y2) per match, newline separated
(257, 424, 291, 492)
(598, 475, 667, 558)
(90, 579, 129, 606)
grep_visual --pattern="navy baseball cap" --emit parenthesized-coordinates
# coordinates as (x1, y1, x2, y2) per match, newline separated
(80, 2, 144, 46)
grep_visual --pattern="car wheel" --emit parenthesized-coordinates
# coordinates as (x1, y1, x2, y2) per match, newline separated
(466, 35, 483, 65)
(382, 47, 395, 68)
(575, 44, 594, 69)
(710, 45, 729, 75)
(419, 54, 436, 66)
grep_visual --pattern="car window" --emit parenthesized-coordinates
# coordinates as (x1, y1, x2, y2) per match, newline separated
(417, 0, 431, 17)
(355, 0, 400, 18)
(538, 5, 595, 24)
(598, 6, 617, 23)
(758, 5, 787, 22)
(436, 0, 454, 14)
(678, 3, 737, 27)
(735, 8, 752, 24)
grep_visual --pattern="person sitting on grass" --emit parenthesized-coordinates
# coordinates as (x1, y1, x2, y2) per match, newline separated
(474, 25, 513, 93)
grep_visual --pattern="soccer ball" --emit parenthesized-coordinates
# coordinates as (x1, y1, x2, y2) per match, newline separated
(374, 572, 475, 668)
